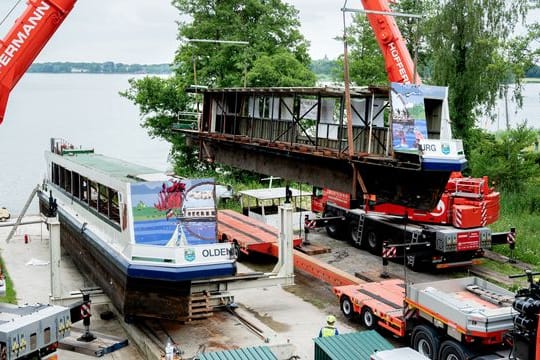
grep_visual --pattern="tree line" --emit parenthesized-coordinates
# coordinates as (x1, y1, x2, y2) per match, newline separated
(28, 62, 171, 74)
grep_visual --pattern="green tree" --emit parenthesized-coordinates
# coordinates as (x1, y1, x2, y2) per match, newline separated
(341, 14, 387, 85)
(310, 57, 340, 81)
(426, 0, 530, 145)
(173, 0, 311, 88)
(469, 124, 540, 192)
(247, 52, 316, 87)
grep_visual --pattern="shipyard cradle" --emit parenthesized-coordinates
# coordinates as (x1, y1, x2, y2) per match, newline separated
(38, 138, 237, 321)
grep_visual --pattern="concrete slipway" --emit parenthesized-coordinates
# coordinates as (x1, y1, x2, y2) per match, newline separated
(0, 216, 358, 359)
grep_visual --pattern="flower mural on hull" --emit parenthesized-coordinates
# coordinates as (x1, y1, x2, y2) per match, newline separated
(154, 180, 186, 216)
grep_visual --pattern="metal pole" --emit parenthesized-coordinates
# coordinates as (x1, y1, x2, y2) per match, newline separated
(273, 204, 294, 285)
(342, 1, 355, 158)
(48, 217, 62, 300)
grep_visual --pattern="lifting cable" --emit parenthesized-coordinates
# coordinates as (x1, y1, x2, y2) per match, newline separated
(0, 0, 24, 27)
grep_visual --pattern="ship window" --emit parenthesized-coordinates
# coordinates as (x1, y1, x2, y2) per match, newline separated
(80, 177, 88, 203)
(109, 190, 120, 224)
(30, 333, 36, 350)
(72, 173, 80, 198)
(98, 184, 109, 216)
(52, 163, 60, 185)
(44, 327, 51, 344)
(89, 181, 98, 210)
(58, 165, 63, 187)
(64, 170, 72, 193)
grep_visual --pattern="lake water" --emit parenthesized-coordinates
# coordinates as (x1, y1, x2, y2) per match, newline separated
(0, 75, 539, 215)
(478, 83, 540, 132)
(0, 74, 171, 215)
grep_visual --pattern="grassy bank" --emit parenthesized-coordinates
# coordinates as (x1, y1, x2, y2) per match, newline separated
(0, 257, 17, 304)
(491, 182, 540, 267)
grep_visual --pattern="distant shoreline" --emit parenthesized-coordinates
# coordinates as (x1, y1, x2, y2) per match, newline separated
(29, 62, 171, 75)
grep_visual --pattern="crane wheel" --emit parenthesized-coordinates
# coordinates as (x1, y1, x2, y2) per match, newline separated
(365, 230, 382, 255)
(411, 324, 440, 360)
(360, 307, 377, 330)
(323, 210, 344, 240)
(348, 221, 361, 247)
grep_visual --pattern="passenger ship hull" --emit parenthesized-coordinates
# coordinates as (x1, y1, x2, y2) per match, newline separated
(39, 139, 236, 321)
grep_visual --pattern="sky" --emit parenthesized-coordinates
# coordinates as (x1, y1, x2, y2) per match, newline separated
(0, 0, 345, 64)
(0, 1, 536, 64)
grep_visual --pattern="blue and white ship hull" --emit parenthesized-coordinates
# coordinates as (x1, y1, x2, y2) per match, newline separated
(39, 138, 237, 321)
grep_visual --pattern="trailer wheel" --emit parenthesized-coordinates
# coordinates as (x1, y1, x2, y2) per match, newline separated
(340, 296, 355, 320)
(438, 340, 472, 360)
(232, 241, 244, 261)
(411, 324, 440, 360)
(360, 307, 377, 330)
(324, 210, 343, 239)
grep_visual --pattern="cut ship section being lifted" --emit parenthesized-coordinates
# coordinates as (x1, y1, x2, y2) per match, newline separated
(180, 84, 466, 210)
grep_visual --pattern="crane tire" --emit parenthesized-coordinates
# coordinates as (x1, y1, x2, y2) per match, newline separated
(323, 210, 344, 239)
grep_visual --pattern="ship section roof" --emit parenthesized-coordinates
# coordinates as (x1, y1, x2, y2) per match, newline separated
(58, 152, 161, 183)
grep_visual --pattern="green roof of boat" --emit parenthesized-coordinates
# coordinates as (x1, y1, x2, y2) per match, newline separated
(59, 151, 161, 183)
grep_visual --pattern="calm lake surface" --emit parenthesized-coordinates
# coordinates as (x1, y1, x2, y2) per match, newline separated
(0, 74, 171, 215)
(0, 75, 539, 215)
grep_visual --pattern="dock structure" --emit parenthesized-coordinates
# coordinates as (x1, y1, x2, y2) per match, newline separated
(179, 86, 456, 211)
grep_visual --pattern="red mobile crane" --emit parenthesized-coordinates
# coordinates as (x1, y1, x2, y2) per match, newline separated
(0, 0, 77, 125)
(307, 0, 511, 269)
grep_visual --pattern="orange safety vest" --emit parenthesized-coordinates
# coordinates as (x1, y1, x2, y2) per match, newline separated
(321, 325, 337, 337)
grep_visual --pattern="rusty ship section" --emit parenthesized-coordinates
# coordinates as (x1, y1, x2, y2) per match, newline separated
(180, 85, 466, 211)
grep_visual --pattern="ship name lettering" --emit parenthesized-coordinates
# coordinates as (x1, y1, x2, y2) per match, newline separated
(202, 248, 229, 257)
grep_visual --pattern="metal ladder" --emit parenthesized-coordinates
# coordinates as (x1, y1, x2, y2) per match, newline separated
(355, 214, 365, 246)
(6, 185, 40, 243)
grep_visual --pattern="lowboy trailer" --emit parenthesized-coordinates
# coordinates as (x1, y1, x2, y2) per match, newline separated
(334, 275, 540, 360)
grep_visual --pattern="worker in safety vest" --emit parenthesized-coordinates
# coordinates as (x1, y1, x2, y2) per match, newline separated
(319, 315, 339, 337)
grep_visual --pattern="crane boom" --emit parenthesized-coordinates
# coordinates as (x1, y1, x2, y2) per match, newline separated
(360, 0, 420, 84)
(0, 0, 77, 124)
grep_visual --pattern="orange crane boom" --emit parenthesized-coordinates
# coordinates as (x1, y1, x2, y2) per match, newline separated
(360, 0, 420, 84)
(0, 0, 77, 124)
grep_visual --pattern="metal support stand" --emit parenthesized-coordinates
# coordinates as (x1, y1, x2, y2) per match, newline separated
(48, 216, 62, 300)
(379, 241, 395, 279)
(303, 214, 312, 245)
(271, 204, 294, 285)
(508, 227, 516, 264)
(77, 293, 96, 342)
(380, 256, 390, 279)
